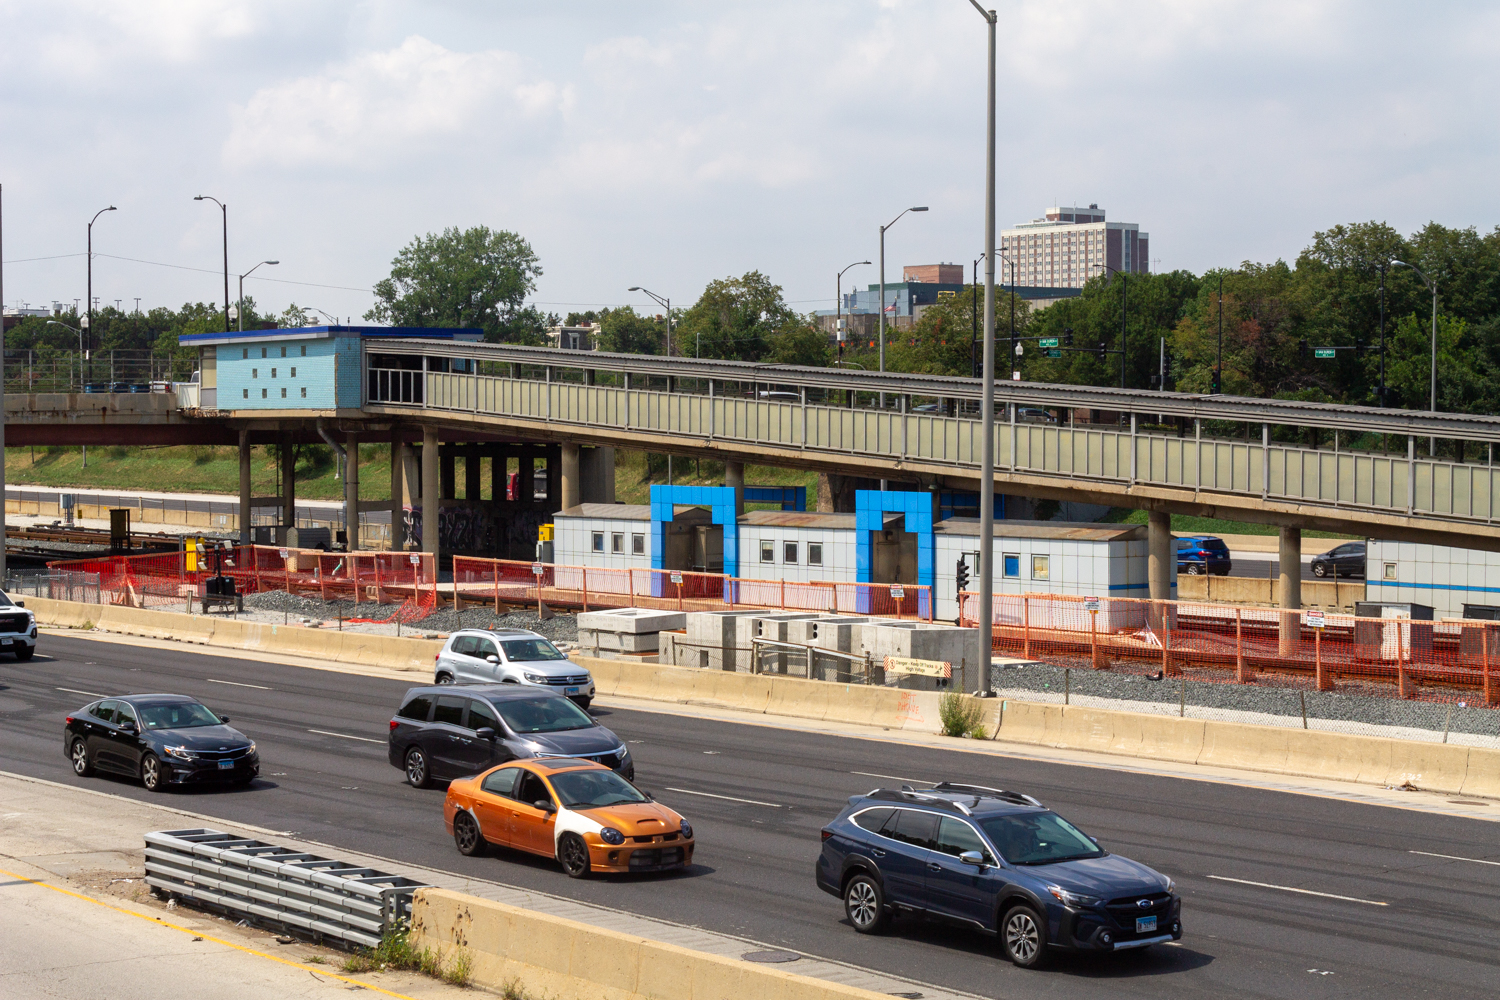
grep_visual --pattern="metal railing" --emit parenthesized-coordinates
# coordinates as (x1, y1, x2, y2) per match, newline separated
(143, 828, 431, 948)
(3, 349, 191, 393)
(5, 570, 102, 604)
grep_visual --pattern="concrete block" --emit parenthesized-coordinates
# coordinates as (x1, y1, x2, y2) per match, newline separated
(577, 607, 686, 633)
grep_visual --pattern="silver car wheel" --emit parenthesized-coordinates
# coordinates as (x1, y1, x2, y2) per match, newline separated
(1005, 911, 1040, 963)
(846, 880, 879, 929)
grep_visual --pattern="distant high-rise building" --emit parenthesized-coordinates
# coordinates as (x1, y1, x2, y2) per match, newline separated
(999, 204, 1148, 289)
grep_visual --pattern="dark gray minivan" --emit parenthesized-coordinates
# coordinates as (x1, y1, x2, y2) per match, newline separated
(387, 684, 632, 789)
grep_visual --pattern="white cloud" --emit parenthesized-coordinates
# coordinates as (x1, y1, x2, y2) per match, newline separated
(223, 36, 567, 169)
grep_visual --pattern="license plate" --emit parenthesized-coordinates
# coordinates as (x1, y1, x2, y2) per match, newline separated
(218, 760, 234, 770)
(1135, 915, 1157, 934)
(564, 686, 580, 695)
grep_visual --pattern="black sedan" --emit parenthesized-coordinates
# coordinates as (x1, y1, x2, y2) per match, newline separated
(1312, 541, 1365, 578)
(64, 694, 259, 791)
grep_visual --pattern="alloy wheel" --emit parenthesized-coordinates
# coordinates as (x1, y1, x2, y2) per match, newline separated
(558, 834, 590, 878)
(141, 754, 164, 792)
(454, 813, 484, 856)
(846, 879, 880, 931)
(1005, 910, 1041, 964)
(405, 749, 429, 788)
(70, 739, 91, 776)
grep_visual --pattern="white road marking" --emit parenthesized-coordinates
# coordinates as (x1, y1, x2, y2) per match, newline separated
(206, 678, 271, 690)
(1409, 849, 1500, 867)
(306, 728, 382, 744)
(57, 687, 108, 698)
(665, 787, 785, 808)
(1206, 875, 1388, 906)
(851, 771, 935, 785)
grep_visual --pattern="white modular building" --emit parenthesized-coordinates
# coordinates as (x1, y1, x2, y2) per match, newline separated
(1365, 539, 1500, 618)
(552, 504, 653, 572)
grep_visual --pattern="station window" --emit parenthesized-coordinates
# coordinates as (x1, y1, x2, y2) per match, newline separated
(242, 389, 248, 399)
(290, 367, 296, 378)
(1031, 555, 1050, 581)
(281, 387, 287, 398)
(808, 543, 823, 566)
(783, 541, 798, 564)
(1383, 562, 1398, 581)
(271, 368, 277, 378)
(300, 387, 307, 398)
(632, 533, 645, 555)
(611, 532, 624, 553)
(252, 368, 258, 378)
(1003, 554, 1020, 578)
(261, 388, 267, 399)
(242, 348, 248, 359)
(760, 540, 774, 563)
(261, 348, 267, 358)
(280, 346, 287, 357)
(592, 532, 604, 552)
(300, 345, 307, 356)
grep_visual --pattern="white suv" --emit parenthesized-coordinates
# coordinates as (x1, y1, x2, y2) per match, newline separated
(434, 628, 595, 708)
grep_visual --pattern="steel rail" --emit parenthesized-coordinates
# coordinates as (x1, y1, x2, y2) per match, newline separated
(368, 339, 1500, 442)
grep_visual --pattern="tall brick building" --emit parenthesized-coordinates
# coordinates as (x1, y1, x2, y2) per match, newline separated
(999, 205, 1148, 289)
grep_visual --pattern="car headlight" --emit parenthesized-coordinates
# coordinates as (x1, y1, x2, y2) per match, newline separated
(523, 672, 548, 684)
(163, 745, 195, 761)
(247, 742, 257, 756)
(1163, 877, 1176, 894)
(1047, 885, 1100, 906)
(617, 744, 630, 757)
(678, 821, 693, 840)
(600, 827, 625, 845)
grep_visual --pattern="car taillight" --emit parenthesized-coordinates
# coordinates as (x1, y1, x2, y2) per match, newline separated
(65, 716, 74, 724)
(821, 829, 833, 842)
(389, 719, 399, 730)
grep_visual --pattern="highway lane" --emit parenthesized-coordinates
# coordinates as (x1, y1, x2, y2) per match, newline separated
(2, 635, 1498, 1000)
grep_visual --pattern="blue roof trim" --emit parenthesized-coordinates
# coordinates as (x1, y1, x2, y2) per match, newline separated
(178, 325, 484, 346)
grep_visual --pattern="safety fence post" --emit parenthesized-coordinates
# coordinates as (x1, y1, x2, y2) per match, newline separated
(492, 561, 500, 614)
(1485, 627, 1495, 706)
(1022, 597, 1031, 659)
(1234, 607, 1251, 682)
(1314, 626, 1326, 692)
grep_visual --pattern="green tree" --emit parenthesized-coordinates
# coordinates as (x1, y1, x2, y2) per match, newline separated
(764, 318, 830, 367)
(675, 271, 799, 362)
(886, 286, 1029, 377)
(595, 307, 664, 355)
(365, 225, 543, 344)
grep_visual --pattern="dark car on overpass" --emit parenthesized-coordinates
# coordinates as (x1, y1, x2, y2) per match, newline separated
(816, 783, 1181, 968)
(63, 694, 259, 791)
(1311, 541, 1365, 578)
(1175, 535, 1232, 576)
(388, 685, 632, 789)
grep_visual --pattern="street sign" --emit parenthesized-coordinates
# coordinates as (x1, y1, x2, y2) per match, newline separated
(408, 554, 420, 566)
(1314, 348, 1336, 359)
(670, 571, 683, 585)
(278, 549, 289, 559)
(1306, 609, 1326, 629)
(1084, 597, 1101, 613)
(1039, 337, 1058, 348)
(1045, 349, 1062, 358)
(531, 562, 545, 576)
(890, 585, 905, 600)
(884, 656, 951, 678)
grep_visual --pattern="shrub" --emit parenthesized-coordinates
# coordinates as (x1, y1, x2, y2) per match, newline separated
(939, 691, 987, 739)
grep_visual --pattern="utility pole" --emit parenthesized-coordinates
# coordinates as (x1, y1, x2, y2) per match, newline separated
(969, 0, 997, 698)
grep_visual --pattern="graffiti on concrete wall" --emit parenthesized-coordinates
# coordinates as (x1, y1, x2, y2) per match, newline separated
(403, 503, 555, 560)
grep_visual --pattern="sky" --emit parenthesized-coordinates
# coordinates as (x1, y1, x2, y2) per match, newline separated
(2, 0, 1499, 323)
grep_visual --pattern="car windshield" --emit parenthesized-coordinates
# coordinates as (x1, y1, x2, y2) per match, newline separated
(548, 769, 647, 809)
(493, 697, 593, 734)
(0, 592, 13, 607)
(138, 702, 223, 730)
(979, 811, 1104, 865)
(500, 639, 566, 662)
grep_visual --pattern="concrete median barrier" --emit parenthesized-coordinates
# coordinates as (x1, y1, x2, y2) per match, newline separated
(409, 887, 891, 1000)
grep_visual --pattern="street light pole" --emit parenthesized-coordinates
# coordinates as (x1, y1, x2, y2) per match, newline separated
(237, 260, 280, 332)
(628, 286, 672, 358)
(996, 251, 1017, 378)
(1393, 259, 1440, 454)
(878, 205, 928, 378)
(837, 260, 870, 370)
(86, 205, 117, 385)
(969, 0, 997, 698)
(194, 196, 230, 333)
(1215, 273, 1223, 394)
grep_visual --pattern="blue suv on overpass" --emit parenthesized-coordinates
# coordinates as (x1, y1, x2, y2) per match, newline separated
(816, 783, 1181, 967)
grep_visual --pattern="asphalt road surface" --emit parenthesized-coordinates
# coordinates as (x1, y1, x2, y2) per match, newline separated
(3, 635, 1497, 1000)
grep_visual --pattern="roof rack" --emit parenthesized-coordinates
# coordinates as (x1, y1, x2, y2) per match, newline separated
(863, 785, 974, 815)
(931, 782, 1043, 808)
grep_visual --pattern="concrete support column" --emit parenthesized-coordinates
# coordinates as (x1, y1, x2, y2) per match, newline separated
(238, 429, 252, 546)
(422, 428, 440, 555)
(464, 444, 482, 499)
(725, 461, 745, 517)
(390, 429, 407, 550)
(279, 435, 296, 546)
(492, 448, 509, 502)
(440, 446, 456, 500)
(560, 443, 581, 510)
(545, 445, 562, 506)
(1278, 524, 1302, 654)
(1147, 510, 1172, 601)
(518, 455, 534, 504)
(344, 432, 359, 551)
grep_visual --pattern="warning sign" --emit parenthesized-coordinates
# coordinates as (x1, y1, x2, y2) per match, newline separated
(884, 656, 952, 678)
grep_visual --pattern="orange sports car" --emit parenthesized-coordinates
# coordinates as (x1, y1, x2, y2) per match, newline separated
(443, 757, 695, 877)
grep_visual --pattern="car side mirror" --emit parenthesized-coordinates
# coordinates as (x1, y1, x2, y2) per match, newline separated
(475, 726, 497, 740)
(119, 720, 138, 733)
(486, 655, 500, 664)
(12, 599, 23, 608)
(218, 715, 230, 724)
(959, 850, 986, 867)
(534, 799, 556, 813)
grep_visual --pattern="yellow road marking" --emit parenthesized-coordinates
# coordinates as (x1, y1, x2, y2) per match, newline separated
(0, 866, 424, 1000)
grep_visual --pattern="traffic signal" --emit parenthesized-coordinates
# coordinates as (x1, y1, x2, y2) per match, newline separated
(1211, 367, 1221, 394)
(1097, 341, 1108, 360)
(1063, 327, 1074, 347)
(1355, 338, 1366, 356)
(955, 556, 970, 592)
(1298, 338, 1309, 359)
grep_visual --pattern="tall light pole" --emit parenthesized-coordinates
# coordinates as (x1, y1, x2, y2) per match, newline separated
(1375, 263, 1388, 408)
(1215, 273, 1224, 394)
(878, 206, 928, 379)
(628, 286, 672, 358)
(969, 0, 997, 698)
(996, 250, 1018, 378)
(836, 260, 870, 369)
(237, 260, 279, 332)
(86, 205, 117, 384)
(1393, 259, 1440, 454)
(194, 195, 230, 333)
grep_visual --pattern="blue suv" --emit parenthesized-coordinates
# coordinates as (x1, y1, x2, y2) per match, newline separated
(1176, 535, 1232, 576)
(816, 783, 1181, 967)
